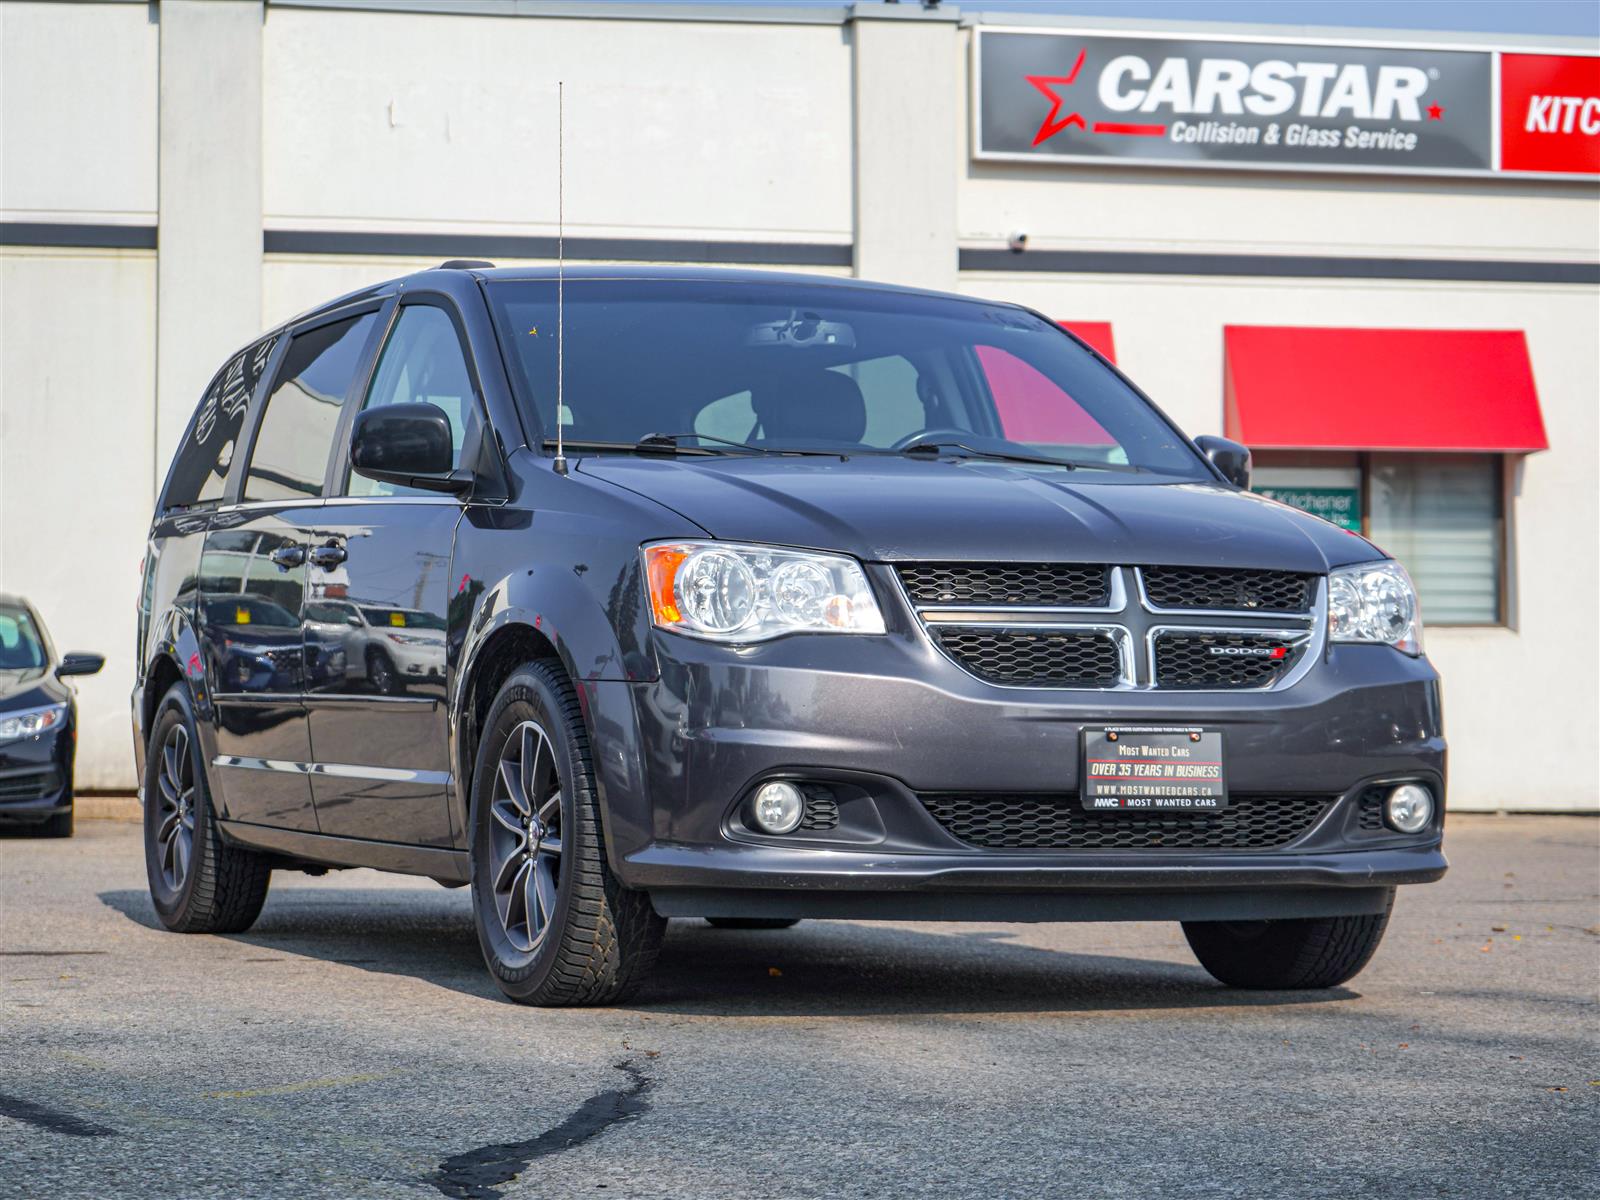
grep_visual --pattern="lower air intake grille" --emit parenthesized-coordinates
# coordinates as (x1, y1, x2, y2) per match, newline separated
(1153, 631, 1303, 689)
(897, 563, 1110, 608)
(1358, 787, 1386, 831)
(799, 786, 840, 832)
(1142, 566, 1313, 613)
(920, 792, 1334, 851)
(0, 769, 63, 803)
(932, 627, 1124, 688)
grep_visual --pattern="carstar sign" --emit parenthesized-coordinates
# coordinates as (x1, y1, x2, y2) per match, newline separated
(975, 29, 1597, 178)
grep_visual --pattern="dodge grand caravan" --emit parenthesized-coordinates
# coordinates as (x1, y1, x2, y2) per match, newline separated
(133, 266, 1446, 1005)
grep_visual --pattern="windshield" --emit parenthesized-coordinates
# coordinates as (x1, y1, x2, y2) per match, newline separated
(488, 280, 1207, 478)
(359, 607, 446, 631)
(0, 605, 46, 670)
(203, 599, 299, 629)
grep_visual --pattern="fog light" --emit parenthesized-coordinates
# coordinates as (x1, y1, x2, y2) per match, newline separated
(1384, 784, 1434, 834)
(752, 782, 805, 835)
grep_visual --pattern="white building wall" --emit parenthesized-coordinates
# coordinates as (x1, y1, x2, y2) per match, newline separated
(0, 250, 158, 788)
(261, 7, 854, 244)
(1, 1, 160, 789)
(0, 1, 158, 224)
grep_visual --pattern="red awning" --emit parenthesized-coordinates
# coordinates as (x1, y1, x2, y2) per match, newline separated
(1061, 321, 1116, 363)
(1224, 326, 1548, 453)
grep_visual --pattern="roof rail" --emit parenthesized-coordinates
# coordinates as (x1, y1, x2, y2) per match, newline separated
(437, 259, 495, 270)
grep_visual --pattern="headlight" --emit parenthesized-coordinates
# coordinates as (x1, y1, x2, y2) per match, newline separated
(0, 703, 67, 742)
(643, 541, 886, 643)
(1329, 560, 1423, 656)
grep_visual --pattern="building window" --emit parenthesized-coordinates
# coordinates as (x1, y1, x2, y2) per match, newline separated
(1253, 452, 1506, 626)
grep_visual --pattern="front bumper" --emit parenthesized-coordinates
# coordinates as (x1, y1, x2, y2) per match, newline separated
(581, 629, 1446, 920)
(0, 726, 73, 821)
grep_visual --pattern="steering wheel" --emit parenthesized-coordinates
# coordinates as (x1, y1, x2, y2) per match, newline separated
(891, 429, 974, 453)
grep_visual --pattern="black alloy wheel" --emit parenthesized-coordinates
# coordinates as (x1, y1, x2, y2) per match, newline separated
(486, 719, 565, 954)
(470, 661, 665, 1005)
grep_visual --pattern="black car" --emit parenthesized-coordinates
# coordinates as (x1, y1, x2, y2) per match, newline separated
(133, 266, 1446, 1005)
(0, 595, 104, 837)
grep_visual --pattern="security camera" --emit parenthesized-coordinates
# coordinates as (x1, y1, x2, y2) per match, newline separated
(1007, 230, 1028, 254)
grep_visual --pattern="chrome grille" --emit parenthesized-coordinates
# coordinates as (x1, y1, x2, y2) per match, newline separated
(903, 563, 1322, 692)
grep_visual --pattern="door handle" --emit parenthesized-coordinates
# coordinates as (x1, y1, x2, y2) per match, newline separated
(268, 545, 306, 570)
(308, 543, 347, 570)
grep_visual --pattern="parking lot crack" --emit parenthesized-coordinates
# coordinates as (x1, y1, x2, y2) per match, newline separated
(427, 1058, 653, 1199)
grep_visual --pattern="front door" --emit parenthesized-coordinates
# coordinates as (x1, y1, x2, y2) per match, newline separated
(303, 299, 481, 847)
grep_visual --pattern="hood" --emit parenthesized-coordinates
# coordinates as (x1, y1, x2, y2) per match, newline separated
(0, 667, 66, 710)
(577, 455, 1382, 572)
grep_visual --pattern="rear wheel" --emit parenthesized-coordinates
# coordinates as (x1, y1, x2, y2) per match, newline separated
(144, 682, 271, 933)
(706, 918, 800, 931)
(1183, 891, 1395, 989)
(470, 661, 665, 1006)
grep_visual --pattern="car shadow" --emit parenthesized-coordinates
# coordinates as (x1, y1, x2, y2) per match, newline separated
(97, 887, 1358, 1016)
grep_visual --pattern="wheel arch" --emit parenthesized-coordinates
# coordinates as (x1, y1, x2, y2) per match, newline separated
(452, 615, 574, 841)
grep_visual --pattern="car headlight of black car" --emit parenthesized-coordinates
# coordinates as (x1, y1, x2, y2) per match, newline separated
(0, 701, 67, 743)
(1328, 560, 1424, 656)
(643, 541, 886, 643)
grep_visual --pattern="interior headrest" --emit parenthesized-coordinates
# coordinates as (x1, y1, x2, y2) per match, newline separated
(751, 369, 868, 444)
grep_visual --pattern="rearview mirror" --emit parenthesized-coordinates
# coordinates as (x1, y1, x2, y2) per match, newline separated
(350, 403, 470, 495)
(57, 652, 104, 678)
(1194, 435, 1252, 490)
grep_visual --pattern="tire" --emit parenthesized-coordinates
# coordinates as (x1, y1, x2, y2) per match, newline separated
(706, 918, 800, 931)
(1183, 890, 1395, 990)
(469, 661, 665, 1006)
(367, 648, 400, 696)
(143, 681, 271, 934)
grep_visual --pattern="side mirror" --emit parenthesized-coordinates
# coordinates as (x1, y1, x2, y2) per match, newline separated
(350, 403, 470, 495)
(57, 653, 105, 678)
(1194, 435, 1252, 490)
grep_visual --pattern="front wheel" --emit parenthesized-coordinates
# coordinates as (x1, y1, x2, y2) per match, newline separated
(1182, 890, 1395, 989)
(469, 661, 665, 1006)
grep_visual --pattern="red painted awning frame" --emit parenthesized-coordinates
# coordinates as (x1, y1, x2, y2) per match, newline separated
(1224, 325, 1549, 454)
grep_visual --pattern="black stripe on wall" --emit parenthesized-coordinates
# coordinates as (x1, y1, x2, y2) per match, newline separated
(264, 229, 854, 267)
(1, 222, 157, 250)
(959, 248, 1600, 285)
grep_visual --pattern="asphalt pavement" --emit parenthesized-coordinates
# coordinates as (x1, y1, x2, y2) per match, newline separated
(1, 813, 1595, 1199)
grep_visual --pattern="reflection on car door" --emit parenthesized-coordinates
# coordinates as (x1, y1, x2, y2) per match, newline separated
(199, 306, 380, 831)
(303, 300, 477, 848)
(196, 520, 318, 830)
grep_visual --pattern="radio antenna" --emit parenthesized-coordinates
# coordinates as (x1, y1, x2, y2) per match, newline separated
(552, 79, 569, 476)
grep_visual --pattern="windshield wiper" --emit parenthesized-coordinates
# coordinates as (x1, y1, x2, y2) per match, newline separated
(541, 433, 849, 457)
(895, 439, 1145, 473)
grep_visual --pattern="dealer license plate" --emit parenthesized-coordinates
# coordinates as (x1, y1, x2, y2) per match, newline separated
(1081, 727, 1227, 812)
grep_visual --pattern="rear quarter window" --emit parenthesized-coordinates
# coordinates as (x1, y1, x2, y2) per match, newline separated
(159, 334, 281, 512)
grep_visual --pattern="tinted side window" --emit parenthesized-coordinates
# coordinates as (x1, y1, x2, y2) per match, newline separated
(347, 304, 478, 498)
(243, 314, 376, 502)
(161, 334, 280, 511)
